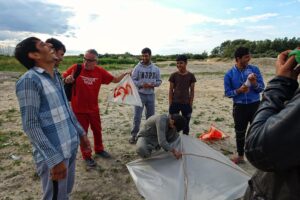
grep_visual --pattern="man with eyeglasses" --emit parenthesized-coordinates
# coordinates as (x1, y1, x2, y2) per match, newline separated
(224, 46, 265, 165)
(63, 49, 127, 168)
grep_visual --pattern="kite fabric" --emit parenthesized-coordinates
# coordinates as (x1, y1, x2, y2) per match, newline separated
(126, 135, 250, 200)
(108, 74, 142, 107)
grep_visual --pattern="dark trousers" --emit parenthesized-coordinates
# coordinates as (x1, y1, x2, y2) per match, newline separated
(233, 101, 260, 156)
(169, 103, 192, 135)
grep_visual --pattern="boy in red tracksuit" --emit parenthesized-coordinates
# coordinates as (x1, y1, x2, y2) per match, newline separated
(63, 49, 127, 167)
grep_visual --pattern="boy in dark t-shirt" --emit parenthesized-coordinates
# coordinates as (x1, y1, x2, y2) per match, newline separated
(168, 55, 197, 135)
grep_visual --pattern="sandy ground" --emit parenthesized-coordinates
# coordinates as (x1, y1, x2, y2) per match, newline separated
(0, 58, 276, 200)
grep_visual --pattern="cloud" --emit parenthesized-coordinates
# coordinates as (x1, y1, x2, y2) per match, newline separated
(213, 13, 278, 26)
(0, 0, 73, 36)
(226, 8, 237, 14)
(279, 0, 300, 6)
(244, 6, 252, 10)
(0, 0, 291, 55)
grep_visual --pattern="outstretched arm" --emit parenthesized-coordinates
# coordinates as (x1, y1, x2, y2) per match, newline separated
(112, 72, 129, 83)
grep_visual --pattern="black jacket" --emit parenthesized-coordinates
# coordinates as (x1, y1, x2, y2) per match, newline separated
(244, 76, 300, 199)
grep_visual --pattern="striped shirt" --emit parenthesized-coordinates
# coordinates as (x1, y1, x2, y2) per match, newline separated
(16, 67, 84, 168)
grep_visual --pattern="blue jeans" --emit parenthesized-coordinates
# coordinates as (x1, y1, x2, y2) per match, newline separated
(131, 93, 155, 137)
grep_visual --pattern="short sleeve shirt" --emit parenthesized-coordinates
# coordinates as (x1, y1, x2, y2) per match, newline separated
(169, 72, 196, 104)
(63, 64, 114, 113)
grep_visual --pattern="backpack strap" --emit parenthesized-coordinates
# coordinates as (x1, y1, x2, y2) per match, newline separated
(73, 64, 82, 80)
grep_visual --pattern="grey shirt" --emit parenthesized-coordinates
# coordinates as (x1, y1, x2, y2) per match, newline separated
(131, 61, 162, 94)
(137, 114, 179, 151)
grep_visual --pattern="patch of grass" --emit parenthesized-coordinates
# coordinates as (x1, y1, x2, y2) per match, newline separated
(0, 55, 26, 72)
(5, 171, 21, 179)
(156, 63, 169, 68)
(8, 108, 16, 113)
(1, 108, 19, 123)
(194, 71, 226, 76)
(211, 97, 217, 101)
(193, 120, 200, 125)
(9, 131, 23, 137)
(32, 172, 40, 181)
(195, 132, 202, 138)
(19, 143, 31, 153)
(161, 74, 170, 78)
(0, 134, 10, 148)
(220, 148, 233, 155)
(214, 117, 225, 122)
(24, 197, 34, 200)
(197, 112, 205, 117)
(13, 160, 22, 166)
(125, 175, 132, 184)
(228, 123, 234, 128)
(0, 131, 24, 149)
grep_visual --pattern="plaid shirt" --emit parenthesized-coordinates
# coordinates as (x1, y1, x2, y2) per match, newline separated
(16, 67, 84, 168)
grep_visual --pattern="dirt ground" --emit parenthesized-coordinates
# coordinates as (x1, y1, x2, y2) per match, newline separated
(0, 58, 276, 200)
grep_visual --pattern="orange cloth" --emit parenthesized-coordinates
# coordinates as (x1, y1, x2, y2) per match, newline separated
(199, 125, 227, 141)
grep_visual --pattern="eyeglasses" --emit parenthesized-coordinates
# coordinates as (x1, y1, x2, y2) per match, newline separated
(83, 57, 97, 62)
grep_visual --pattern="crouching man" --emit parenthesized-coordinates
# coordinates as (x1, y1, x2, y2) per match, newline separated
(136, 114, 186, 159)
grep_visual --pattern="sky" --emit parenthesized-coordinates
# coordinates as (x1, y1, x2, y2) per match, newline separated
(0, 0, 300, 55)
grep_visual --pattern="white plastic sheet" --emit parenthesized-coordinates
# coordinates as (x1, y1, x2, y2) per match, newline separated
(108, 74, 142, 107)
(127, 135, 250, 200)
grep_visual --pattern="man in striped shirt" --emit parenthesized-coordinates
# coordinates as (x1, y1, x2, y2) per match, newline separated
(15, 37, 90, 200)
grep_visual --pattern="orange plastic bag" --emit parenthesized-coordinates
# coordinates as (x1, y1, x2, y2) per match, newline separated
(199, 125, 228, 141)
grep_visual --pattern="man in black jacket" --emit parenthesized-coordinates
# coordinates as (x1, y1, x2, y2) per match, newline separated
(244, 50, 300, 200)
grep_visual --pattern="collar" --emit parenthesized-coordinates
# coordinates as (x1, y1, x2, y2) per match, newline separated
(33, 66, 46, 74)
(234, 65, 248, 71)
(140, 61, 152, 66)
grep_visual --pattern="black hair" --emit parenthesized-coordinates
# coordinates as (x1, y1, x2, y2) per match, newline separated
(176, 54, 188, 63)
(86, 49, 98, 57)
(234, 47, 250, 60)
(141, 47, 151, 56)
(46, 38, 66, 53)
(14, 37, 40, 69)
(171, 114, 187, 132)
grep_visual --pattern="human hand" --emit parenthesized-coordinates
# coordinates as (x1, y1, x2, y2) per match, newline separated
(276, 50, 300, 80)
(50, 162, 67, 180)
(237, 84, 249, 94)
(143, 83, 154, 88)
(64, 75, 75, 84)
(171, 149, 182, 160)
(80, 134, 91, 152)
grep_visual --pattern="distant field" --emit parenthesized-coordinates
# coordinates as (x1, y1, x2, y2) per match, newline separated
(0, 55, 139, 72)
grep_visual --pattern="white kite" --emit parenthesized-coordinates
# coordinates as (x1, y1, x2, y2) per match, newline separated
(127, 135, 250, 200)
(108, 74, 142, 107)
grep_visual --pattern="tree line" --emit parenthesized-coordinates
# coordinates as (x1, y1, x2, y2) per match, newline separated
(1, 37, 299, 61)
(210, 37, 300, 58)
